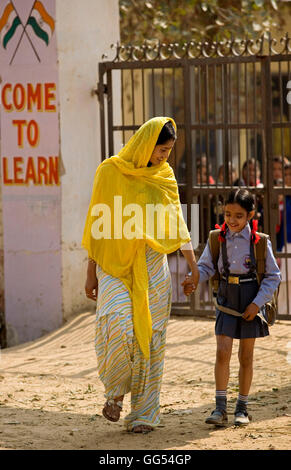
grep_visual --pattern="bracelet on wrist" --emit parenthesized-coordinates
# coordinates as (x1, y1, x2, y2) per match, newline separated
(88, 257, 96, 265)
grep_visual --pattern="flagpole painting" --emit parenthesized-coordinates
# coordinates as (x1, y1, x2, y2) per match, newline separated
(0, 1, 52, 64)
(28, 1, 55, 45)
(0, 2, 21, 49)
(0, 0, 62, 345)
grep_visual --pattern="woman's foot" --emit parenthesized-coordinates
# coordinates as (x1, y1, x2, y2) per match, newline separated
(132, 425, 153, 434)
(102, 396, 123, 422)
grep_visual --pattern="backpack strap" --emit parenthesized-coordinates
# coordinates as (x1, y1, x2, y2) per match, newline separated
(209, 229, 221, 294)
(209, 228, 270, 289)
(253, 232, 269, 284)
(253, 232, 280, 326)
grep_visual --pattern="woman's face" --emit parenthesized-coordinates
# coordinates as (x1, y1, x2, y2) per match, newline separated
(224, 203, 255, 233)
(149, 139, 175, 166)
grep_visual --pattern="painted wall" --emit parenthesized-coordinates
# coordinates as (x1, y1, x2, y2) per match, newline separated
(56, 0, 120, 322)
(0, 0, 62, 346)
(0, 0, 120, 346)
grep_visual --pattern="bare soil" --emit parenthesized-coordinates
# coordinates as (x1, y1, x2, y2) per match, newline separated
(0, 312, 290, 450)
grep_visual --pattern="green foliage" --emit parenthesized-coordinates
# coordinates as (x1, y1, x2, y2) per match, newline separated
(119, 0, 289, 44)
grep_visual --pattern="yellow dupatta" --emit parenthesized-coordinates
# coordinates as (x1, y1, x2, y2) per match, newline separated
(81, 117, 191, 359)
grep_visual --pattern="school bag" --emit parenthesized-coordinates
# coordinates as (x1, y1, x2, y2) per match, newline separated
(208, 228, 280, 326)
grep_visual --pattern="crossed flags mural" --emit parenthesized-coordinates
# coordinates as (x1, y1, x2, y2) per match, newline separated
(0, 0, 55, 63)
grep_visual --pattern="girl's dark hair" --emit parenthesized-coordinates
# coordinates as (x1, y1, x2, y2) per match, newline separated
(156, 121, 176, 145)
(225, 189, 255, 213)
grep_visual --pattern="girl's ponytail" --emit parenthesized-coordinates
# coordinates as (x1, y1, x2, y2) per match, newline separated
(250, 218, 261, 245)
(215, 221, 227, 242)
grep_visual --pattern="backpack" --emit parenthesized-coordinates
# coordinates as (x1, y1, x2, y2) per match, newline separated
(208, 229, 280, 326)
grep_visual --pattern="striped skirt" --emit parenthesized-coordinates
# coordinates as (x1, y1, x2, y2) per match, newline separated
(95, 244, 172, 431)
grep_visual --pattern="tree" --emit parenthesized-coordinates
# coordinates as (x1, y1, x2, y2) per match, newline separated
(119, 0, 290, 45)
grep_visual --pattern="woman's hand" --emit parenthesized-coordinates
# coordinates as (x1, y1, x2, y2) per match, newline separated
(180, 245, 200, 296)
(85, 274, 98, 301)
(181, 270, 199, 297)
(181, 275, 195, 296)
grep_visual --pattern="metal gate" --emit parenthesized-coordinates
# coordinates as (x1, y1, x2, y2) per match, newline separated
(97, 34, 291, 320)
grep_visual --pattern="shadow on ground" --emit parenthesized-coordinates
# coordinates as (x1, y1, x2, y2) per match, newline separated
(0, 385, 290, 450)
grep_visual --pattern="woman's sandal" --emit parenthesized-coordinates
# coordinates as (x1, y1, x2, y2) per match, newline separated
(102, 399, 123, 422)
(132, 425, 153, 434)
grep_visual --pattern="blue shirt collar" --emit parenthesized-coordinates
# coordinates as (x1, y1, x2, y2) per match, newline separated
(226, 222, 251, 240)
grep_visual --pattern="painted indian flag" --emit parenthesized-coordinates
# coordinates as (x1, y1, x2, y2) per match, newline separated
(27, 0, 55, 46)
(0, 2, 21, 49)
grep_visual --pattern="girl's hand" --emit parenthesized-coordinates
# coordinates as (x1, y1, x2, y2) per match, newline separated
(181, 273, 198, 296)
(85, 275, 98, 301)
(179, 245, 199, 295)
(242, 302, 259, 321)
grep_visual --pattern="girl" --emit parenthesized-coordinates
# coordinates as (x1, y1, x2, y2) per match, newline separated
(82, 117, 199, 434)
(182, 188, 281, 426)
(233, 158, 263, 188)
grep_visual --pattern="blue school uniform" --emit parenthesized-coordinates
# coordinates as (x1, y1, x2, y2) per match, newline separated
(197, 223, 281, 339)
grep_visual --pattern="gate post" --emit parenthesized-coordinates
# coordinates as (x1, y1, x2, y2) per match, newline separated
(261, 56, 275, 242)
(98, 63, 107, 161)
(182, 60, 196, 313)
(183, 59, 193, 229)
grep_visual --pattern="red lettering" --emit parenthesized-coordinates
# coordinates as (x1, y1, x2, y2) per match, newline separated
(25, 157, 37, 184)
(2, 157, 13, 184)
(27, 83, 42, 111)
(14, 157, 24, 184)
(27, 120, 39, 147)
(48, 156, 59, 185)
(12, 120, 26, 147)
(1, 84, 12, 111)
(37, 157, 48, 184)
(2, 157, 59, 185)
(1, 82, 57, 112)
(44, 83, 56, 111)
(13, 83, 25, 111)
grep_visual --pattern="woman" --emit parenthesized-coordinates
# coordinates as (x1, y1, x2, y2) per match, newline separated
(82, 117, 199, 433)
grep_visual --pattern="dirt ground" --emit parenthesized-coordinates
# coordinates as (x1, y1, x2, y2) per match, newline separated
(0, 311, 290, 450)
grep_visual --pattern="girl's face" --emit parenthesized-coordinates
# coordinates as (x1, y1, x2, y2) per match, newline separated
(197, 166, 207, 184)
(273, 161, 283, 181)
(224, 203, 255, 233)
(149, 139, 175, 166)
(243, 162, 261, 186)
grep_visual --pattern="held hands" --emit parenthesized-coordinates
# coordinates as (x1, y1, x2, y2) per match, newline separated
(242, 302, 259, 321)
(85, 275, 98, 301)
(181, 268, 199, 296)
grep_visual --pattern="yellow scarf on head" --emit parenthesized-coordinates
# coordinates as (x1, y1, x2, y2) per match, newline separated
(81, 117, 191, 359)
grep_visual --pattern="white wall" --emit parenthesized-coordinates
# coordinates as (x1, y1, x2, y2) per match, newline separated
(56, 0, 120, 321)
